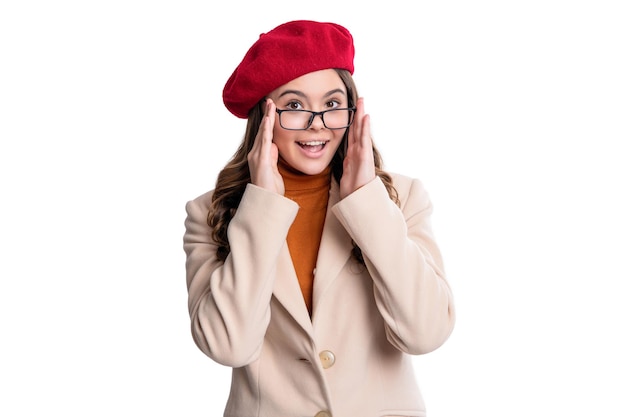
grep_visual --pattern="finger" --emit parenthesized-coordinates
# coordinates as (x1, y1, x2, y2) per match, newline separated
(250, 101, 268, 152)
(348, 97, 361, 146)
(270, 142, 279, 166)
(265, 99, 276, 141)
(360, 113, 373, 150)
(252, 99, 274, 154)
(260, 99, 276, 148)
(351, 97, 366, 146)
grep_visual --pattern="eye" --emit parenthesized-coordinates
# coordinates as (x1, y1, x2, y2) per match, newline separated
(325, 99, 341, 109)
(286, 101, 303, 110)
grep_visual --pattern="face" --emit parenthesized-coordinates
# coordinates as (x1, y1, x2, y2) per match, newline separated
(267, 69, 349, 175)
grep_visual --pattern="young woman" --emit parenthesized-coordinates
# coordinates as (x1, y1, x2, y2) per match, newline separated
(183, 20, 455, 417)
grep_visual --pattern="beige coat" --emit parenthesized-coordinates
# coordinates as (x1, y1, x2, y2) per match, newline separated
(184, 174, 455, 417)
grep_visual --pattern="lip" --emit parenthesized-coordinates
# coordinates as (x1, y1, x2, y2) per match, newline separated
(296, 140, 330, 159)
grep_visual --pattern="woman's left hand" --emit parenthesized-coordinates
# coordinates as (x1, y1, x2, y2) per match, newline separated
(340, 97, 376, 199)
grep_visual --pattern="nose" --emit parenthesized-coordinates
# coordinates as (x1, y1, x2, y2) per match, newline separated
(308, 112, 326, 130)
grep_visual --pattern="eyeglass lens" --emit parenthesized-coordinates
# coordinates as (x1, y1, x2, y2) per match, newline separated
(279, 109, 352, 130)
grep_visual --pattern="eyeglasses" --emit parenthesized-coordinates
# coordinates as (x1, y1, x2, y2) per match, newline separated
(275, 107, 356, 130)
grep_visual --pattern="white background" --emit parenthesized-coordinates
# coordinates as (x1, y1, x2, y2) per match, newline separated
(1, 1, 625, 416)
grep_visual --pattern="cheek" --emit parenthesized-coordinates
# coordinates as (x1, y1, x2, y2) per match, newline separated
(330, 132, 347, 153)
(271, 127, 289, 150)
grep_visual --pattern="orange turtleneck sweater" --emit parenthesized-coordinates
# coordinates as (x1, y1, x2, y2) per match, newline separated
(278, 159, 331, 316)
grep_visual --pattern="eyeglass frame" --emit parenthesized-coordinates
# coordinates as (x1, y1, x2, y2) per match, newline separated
(274, 107, 357, 131)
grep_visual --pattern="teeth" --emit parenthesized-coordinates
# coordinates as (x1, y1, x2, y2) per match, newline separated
(299, 141, 326, 146)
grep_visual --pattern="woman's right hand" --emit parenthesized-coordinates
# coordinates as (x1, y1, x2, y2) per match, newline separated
(247, 99, 284, 195)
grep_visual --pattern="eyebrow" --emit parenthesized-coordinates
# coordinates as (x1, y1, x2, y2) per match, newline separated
(277, 88, 347, 99)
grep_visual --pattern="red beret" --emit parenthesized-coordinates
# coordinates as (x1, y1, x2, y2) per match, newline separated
(222, 20, 355, 119)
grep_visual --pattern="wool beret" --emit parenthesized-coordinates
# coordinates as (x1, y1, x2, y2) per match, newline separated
(222, 20, 355, 119)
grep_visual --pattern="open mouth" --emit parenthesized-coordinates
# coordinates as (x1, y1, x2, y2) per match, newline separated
(297, 140, 328, 153)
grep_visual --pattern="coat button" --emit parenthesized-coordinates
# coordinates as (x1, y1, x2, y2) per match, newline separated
(314, 411, 332, 417)
(319, 350, 335, 369)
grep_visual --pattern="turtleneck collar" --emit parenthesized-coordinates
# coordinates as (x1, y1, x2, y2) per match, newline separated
(278, 158, 332, 195)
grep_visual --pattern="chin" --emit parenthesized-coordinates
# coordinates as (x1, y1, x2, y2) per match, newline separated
(293, 161, 331, 176)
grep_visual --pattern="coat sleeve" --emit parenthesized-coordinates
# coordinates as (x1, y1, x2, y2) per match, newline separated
(183, 184, 299, 367)
(332, 176, 455, 355)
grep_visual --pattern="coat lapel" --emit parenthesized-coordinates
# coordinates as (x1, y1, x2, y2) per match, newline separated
(311, 181, 353, 316)
(272, 244, 315, 336)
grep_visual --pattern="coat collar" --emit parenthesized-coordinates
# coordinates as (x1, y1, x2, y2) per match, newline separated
(272, 179, 353, 334)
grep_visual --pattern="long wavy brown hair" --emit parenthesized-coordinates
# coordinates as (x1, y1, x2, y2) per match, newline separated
(208, 69, 399, 263)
